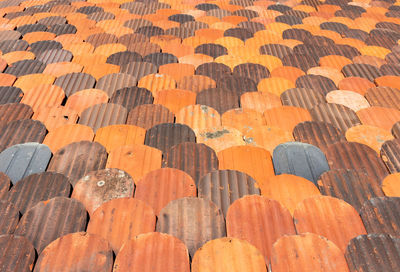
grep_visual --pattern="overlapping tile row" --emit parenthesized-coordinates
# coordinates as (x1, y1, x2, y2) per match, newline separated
(1, 0, 400, 270)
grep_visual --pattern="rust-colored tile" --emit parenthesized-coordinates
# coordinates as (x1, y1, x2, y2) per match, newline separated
(360, 197, 400, 236)
(0, 235, 35, 272)
(114, 232, 190, 272)
(338, 76, 375, 95)
(244, 125, 293, 153)
(221, 108, 265, 134)
(192, 237, 267, 272)
(135, 168, 196, 215)
(72, 168, 134, 216)
(54, 72, 96, 97)
(87, 198, 155, 253)
(2, 51, 34, 65)
(0, 103, 33, 127)
(127, 104, 174, 130)
(365, 87, 400, 111)
(13, 73, 55, 92)
(83, 63, 120, 80)
(23, 31, 56, 43)
(43, 62, 83, 78)
(271, 233, 349, 272)
(257, 77, 295, 96)
(270, 66, 305, 84)
(0, 73, 16, 86)
(35, 232, 113, 272)
(176, 104, 221, 131)
(308, 66, 344, 86)
(263, 106, 311, 132)
(162, 42, 194, 58)
(47, 141, 108, 184)
(158, 63, 195, 82)
(197, 87, 239, 114)
(326, 90, 370, 112)
(14, 197, 87, 253)
(21, 84, 64, 112)
(375, 75, 400, 90)
(326, 141, 389, 182)
(106, 144, 162, 183)
(120, 61, 158, 81)
(110, 86, 153, 111)
(157, 197, 225, 257)
(357, 106, 400, 131)
(79, 103, 127, 133)
(154, 89, 196, 115)
(345, 125, 393, 153)
(138, 73, 176, 95)
(177, 75, 216, 93)
(345, 234, 400, 272)
(179, 53, 214, 68)
(295, 74, 337, 96)
(218, 145, 274, 188)
(240, 92, 281, 113)
(353, 55, 387, 68)
(319, 54, 353, 70)
(32, 106, 78, 131)
(94, 124, 145, 152)
(382, 173, 400, 197)
(196, 126, 244, 152)
(281, 87, 326, 110)
(381, 138, 400, 173)
(294, 195, 367, 252)
(0, 200, 19, 235)
(0, 172, 10, 199)
(226, 195, 295, 261)
(65, 89, 109, 116)
(95, 73, 137, 97)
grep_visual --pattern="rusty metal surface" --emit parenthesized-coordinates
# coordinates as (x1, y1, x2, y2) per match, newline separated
(293, 121, 346, 151)
(7, 172, 70, 215)
(163, 142, 219, 186)
(95, 73, 137, 97)
(0, 173, 10, 200)
(195, 62, 231, 81)
(325, 142, 389, 183)
(79, 103, 128, 132)
(365, 86, 400, 110)
(295, 75, 337, 95)
(126, 104, 174, 130)
(47, 141, 108, 185)
(198, 169, 260, 217)
(271, 233, 350, 272)
(72, 168, 134, 216)
(273, 142, 330, 185)
(0, 86, 23, 105)
(114, 232, 190, 272)
(54, 72, 96, 97)
(109, 86, 153, 111)
(134, 168, 196, 215)
(226, 195, 295, 261)
(259, 43, 293, 59)
(342, 63, 382, 81)
(0, 119, 47, 152)
(196, 88, 239, 114)
(380, 139, 400, 173)
(0, 200, 19, 235)
(0, 103, 33, 127)
(0, 143, 51, 185)
(360, 197, 400, 237)
(144, 123, 196, 154)
(35, 232, 113, 272)
(0, 234, 35, 272)
(5, 59, 46, 77)
(156, 197, 226, 257)
(318, 169, 384, 211)
(120, 61, 157, 80)
(294, 195, 367, 252)
(281, 88, 326, 110)
(310, 103, 361, 132)
(14, 197, 87, 253)
(282, 53, 319, 72)
(87, 197, 156, 253)
(86, 33, 118, 47)
(191, 237, 267, 272)
(37, 49, 73, 65)
(216, 75, 257, 95)
(345, 234, 400, 272)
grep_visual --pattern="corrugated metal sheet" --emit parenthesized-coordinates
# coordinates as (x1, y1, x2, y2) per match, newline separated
(134, 168, 196, 215)
(47, 141, 108, 185)
(120, 61, 158, 81)
(326, 141, 389, 182)
(318, 169, 384, 211)
(54, 72, 96, 97)
(71, 168, 134, 216)
(106, 144, 161, 183)
(310, 103, 361, 132)
(357, 106, 400, 131)
(6, 172, 71, 215)
(144, 123, 195, 154)
(87, 197, 155, 253)
(342, 63, 382, 81)
(263, 105, 311, 132)
(126, 104, 174, 130)
(217, 75, 257, 95)
(0, 39, 28, 54)
(0, 234, 35, 272)
(360, 197, 400, 237)
(29, 40, 63, 55)
(156, 197, 226, 257)
(20, 84, 64, 112)
(0, 200, 19, 235)
(0, 173, 10, 200)
(37, 49, 73, 65)
(259, 44, 293, 60)
(0, 119, 46, 152)
(293, 121, 346, 151)
(177, 75, 216, 93)
(125, 42, 161, 56)
(95, 73, 137, 97)
(79, 103, 127, 133)
(282, 53, 319, 72)
(0, 30, 21, 41)
(345, 234, 400, 272)
(114, 232, 190, 272)
(294, 195, 367, 252)
(0, 86, 22, 105)
(34, 232, 113, 272)
(295, 75, 337, 95)
(196, 88, 238, 114)
(226, 195, 295, 261)
(14, 197, 87, 253)
(191, 237, 267, 272)
(94, 124, 145, 153)
(381, 139, 400, 171)
(86, 33, 118, 47)
(195, 62, 231, 81)
(143, 52, 178, 67)
(175, 105, 221, 131)
(0, 143, 51, 185)
(233, 63, 269, 84)
(271, 233, 350, 272)
(32, 105, 78, 132)
(198, 169, 260, 217)
(4, 59, 46, 77)
(163, 142, 218, 186)
(281, 88, 326, 109)
(106, 51, 142, 66)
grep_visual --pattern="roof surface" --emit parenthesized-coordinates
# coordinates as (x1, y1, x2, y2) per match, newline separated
(0, 0, 400, 270)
